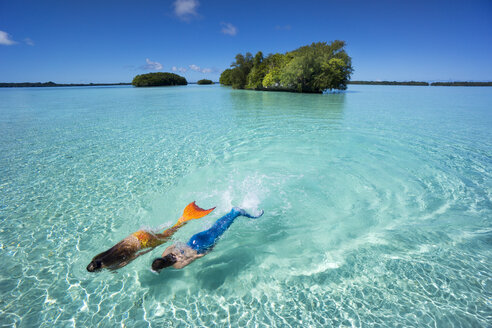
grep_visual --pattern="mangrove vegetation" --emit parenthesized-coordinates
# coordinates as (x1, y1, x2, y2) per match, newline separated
(219, 41, 353, 93)
(132, 72, 187, 87)
(197, 79, 214, 85)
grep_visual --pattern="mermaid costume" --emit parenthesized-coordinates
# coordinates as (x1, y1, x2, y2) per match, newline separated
(187, 207, 263, 254)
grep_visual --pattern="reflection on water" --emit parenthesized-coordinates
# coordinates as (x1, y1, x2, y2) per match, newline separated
(228, 88, 345, 121)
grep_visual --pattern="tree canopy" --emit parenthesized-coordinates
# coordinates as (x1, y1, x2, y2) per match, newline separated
(197, 79, 214, 85)
(132, 72, 187, 87)
(219, 41, 353, 93)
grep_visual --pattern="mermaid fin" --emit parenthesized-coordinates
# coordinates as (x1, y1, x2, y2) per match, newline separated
(233, 207, 264, 219)
(176, 201, 215, 225)
(248, 209, 264, 219)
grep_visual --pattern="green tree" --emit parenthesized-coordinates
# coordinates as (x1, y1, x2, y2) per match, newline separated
(197, 79, 214, 85)
(219, 41, 353, 93)
(261, 53, 291, 89)
(246, 51, 268, 90)
(280, 41, 353, 92)
(219, 69, 234, 85)
(132, 72, 187, 87)
(228, 52, 254, 89)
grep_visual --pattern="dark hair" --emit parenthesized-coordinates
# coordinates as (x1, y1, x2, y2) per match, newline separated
(87, 259, 102, 272)
(152, 254, 177, 272)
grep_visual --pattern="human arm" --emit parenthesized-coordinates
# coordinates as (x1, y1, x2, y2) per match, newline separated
(172, 248, 207, 269)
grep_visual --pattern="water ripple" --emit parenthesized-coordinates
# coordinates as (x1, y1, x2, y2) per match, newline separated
(0, 85, 491, 326)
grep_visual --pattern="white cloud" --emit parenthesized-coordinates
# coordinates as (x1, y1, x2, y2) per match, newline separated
(189, 64, 201, 72)
(141, 58, 163, 70)
(221, 22, 237, 36)
(0, 30, 16, 45)
(24, 38, 34, 46)
(173, 0, 199, 21)
(172, 66, 188, 73)
(188, 64, 214, 74)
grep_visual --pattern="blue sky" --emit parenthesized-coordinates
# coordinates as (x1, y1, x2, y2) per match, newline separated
(1, 0, 491, 83)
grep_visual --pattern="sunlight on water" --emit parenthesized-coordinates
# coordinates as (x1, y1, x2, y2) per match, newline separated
(0, 85, 491, 327)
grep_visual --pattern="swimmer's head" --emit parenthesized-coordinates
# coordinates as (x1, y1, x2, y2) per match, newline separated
(151, 253, 177, 272)
(87, 259, 103, 272)
(87, 243, 134, 272)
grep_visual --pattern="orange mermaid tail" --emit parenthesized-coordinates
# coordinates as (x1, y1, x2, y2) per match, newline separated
(175, 201, 215, 226)
(134, 201, 215, 248)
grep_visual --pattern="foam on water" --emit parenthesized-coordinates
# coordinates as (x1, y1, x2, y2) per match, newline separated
(0, 85, 491, 327)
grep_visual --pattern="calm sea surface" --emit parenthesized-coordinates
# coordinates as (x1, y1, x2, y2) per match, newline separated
(0, 84, 491, 327)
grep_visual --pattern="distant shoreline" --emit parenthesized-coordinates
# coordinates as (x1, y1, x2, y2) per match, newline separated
(0, 82, 221, 88)
(348, 81, 492, 86)
(1, 81, 490, 88)
(0, 82, 131, 88)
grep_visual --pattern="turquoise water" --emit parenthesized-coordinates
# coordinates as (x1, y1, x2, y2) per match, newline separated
(0, 84, 491, 327)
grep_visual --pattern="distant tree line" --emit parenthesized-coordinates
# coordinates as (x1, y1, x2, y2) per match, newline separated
(429, 82, 492, 86)
(0, 82, 131, 87)
(3, 79, 489, 89)
(132, 72, 187, 87)
(219, 41, 353, 93)
(197, 79, 214, 85)
(349, 81, 429, 86)
(348, 81, 492, 86)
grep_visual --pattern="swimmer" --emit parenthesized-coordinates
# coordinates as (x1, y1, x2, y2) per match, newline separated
(151, 207, 264, 272)
(87, 202, 215, 272)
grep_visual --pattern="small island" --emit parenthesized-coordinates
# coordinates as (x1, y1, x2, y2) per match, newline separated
(219, 41, 353, 93)
(197, 79, 214, 85)
(132, 72, 187, 87)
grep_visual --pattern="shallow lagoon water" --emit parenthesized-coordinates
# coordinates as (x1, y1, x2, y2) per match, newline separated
(0, 84, 491, 327)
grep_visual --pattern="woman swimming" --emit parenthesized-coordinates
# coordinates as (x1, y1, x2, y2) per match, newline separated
(87, 202, 215, 272)
(151, 207, 264, 271)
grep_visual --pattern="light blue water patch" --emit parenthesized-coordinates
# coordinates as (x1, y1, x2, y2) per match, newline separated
(0, 84, 491, 327)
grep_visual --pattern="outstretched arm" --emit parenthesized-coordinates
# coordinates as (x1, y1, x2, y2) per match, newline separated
(173, 250, 207, 269)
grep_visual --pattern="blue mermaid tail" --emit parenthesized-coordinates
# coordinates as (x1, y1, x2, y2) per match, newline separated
(186, 207, 264, 254)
